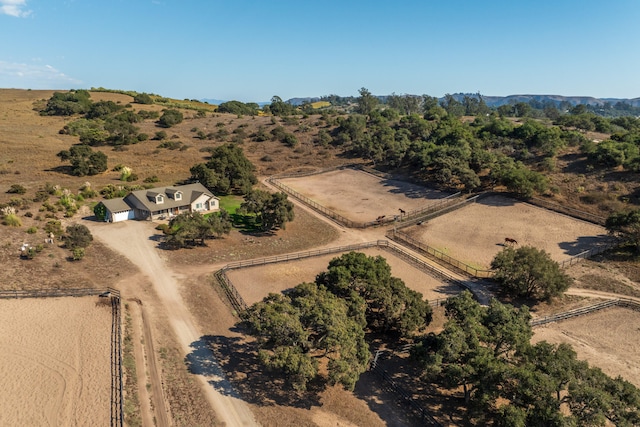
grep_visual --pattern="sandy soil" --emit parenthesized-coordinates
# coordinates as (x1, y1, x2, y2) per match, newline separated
(532, 307, 640, 387)
(227, 247, 461, 306)
(0, 297, 111, 426)
(86, 219, 258, 427)
(406, 195, 611, 269)
(278, 168, 452, 222)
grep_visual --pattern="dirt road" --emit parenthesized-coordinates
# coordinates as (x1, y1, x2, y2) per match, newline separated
(88, 220, 259, 427)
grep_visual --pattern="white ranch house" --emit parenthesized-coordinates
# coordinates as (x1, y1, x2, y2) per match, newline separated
(97, 183, 219, 222)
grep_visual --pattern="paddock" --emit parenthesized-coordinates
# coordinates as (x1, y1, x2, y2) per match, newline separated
(225, 247, 461, 306)
(0, 296, 111, 426)
(277, 168, 453, 223)
(532, 307, 640, 387)
(402, 195, 611, 270)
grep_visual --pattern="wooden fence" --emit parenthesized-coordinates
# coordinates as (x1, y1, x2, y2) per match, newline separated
(214, 240, 479, 316)
(530, 298, 640, 327)
(526, 196, 607, 226)
(0, 287, 124, 427)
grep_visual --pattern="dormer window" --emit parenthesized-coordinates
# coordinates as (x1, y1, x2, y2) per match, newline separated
(155, 194, 164, 204)
(165, 188, 182, 201)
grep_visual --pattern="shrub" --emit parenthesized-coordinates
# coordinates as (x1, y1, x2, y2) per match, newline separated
(65, 224, 93, 249)
(7, 184, 26, 194)
(144, 175, 160, 183)
(26, 226, 37, 234)
(3, 213, 22, 226)
(157, 109, 183, 128)
(72, 247, 86, 261)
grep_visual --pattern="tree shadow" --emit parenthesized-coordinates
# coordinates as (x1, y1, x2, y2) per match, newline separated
(185, 332, 323, 409)
(476, 194, 519, 207)
(46, 165, 75, 175)
(379, 177, 451, 200)
(558, 234, 616, 257)
(356, 350, 467, 426)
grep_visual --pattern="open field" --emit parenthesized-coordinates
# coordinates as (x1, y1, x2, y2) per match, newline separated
(226, 246, 462, 306)
(278, 168, 452, 222)
(532, 307, 640, 387)
(404, 194, 611, 269)
(0, 296, 111, 426)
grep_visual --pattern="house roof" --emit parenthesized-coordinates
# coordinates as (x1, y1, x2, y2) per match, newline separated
(101, 198, 133, 213)
(124, 182, 217, 213)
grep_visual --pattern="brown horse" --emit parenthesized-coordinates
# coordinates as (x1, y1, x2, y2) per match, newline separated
(504, 237, 518, 246)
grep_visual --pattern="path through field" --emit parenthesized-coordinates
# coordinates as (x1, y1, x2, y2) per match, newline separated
(87, 220, 258, 427)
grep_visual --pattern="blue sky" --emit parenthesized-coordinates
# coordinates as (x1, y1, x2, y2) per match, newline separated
(1, 0, 639, 102)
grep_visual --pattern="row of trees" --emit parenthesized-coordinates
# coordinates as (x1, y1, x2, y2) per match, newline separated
(243, 252, 432, 391)
(414, 291, 640, 426)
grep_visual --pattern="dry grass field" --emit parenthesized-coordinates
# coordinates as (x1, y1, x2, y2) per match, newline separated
(0, 296, 111, 426)
(278, 168, 453, 222)
(404, 194, 612, 269)
(532, 307, 640, 387)
(226, 247, 461, 306)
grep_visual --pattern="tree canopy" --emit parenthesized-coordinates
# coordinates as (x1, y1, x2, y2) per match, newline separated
(244, 251, 433, 391)
(413, 291, 640, 425)
(57, 145, 108, 176)
(238, 190, 295, 231)
(244, 282, 369, 391)
(162, 211, 232, 249)
(491, 246, 572, 301)
(605, 209, 640, 250)
(190, 143, 257, 195)
(315, 251, 432, 336)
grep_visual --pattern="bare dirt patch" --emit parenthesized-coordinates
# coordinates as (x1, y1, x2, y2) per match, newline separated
(405, 195, 611, 269)
(532, 307, 640, 387)
(226, 247, 462, 306)
(278, 168, 452, 222)
(0, 296, 111, 426)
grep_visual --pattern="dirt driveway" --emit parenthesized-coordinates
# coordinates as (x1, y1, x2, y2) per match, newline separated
(86, 219, 258, 427)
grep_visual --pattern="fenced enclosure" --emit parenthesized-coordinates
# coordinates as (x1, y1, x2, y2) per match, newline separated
(0, 287, 124, 427)
(268, 165, 463, 228)
(214, 240, 478, 315)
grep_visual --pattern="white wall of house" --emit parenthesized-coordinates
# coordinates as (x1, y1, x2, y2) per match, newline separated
(191, 194, 217, 212)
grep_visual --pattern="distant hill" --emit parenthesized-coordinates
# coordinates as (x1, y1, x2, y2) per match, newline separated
(448, 93, 640, 108)
(200, 98, 270, 107)
(202, 94, 640, 109)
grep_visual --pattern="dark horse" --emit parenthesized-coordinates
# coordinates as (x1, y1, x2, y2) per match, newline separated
(504, 237, 518, 245)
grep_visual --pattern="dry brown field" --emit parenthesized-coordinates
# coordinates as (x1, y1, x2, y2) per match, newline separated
(278, 168, 452, 222)
(404, 194, 611, 269)
(226, 247, 462, 306)
(532, 307, 640, 387)
(0, 296, 111, 426)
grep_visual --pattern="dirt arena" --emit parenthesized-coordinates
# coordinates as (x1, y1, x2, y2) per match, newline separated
(226, 247, 462, 306)
(532, 307, 640, 387)
(277, 168, 453, 222)
(404, 195, 611, 269)
(0, 297, 112, 426)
